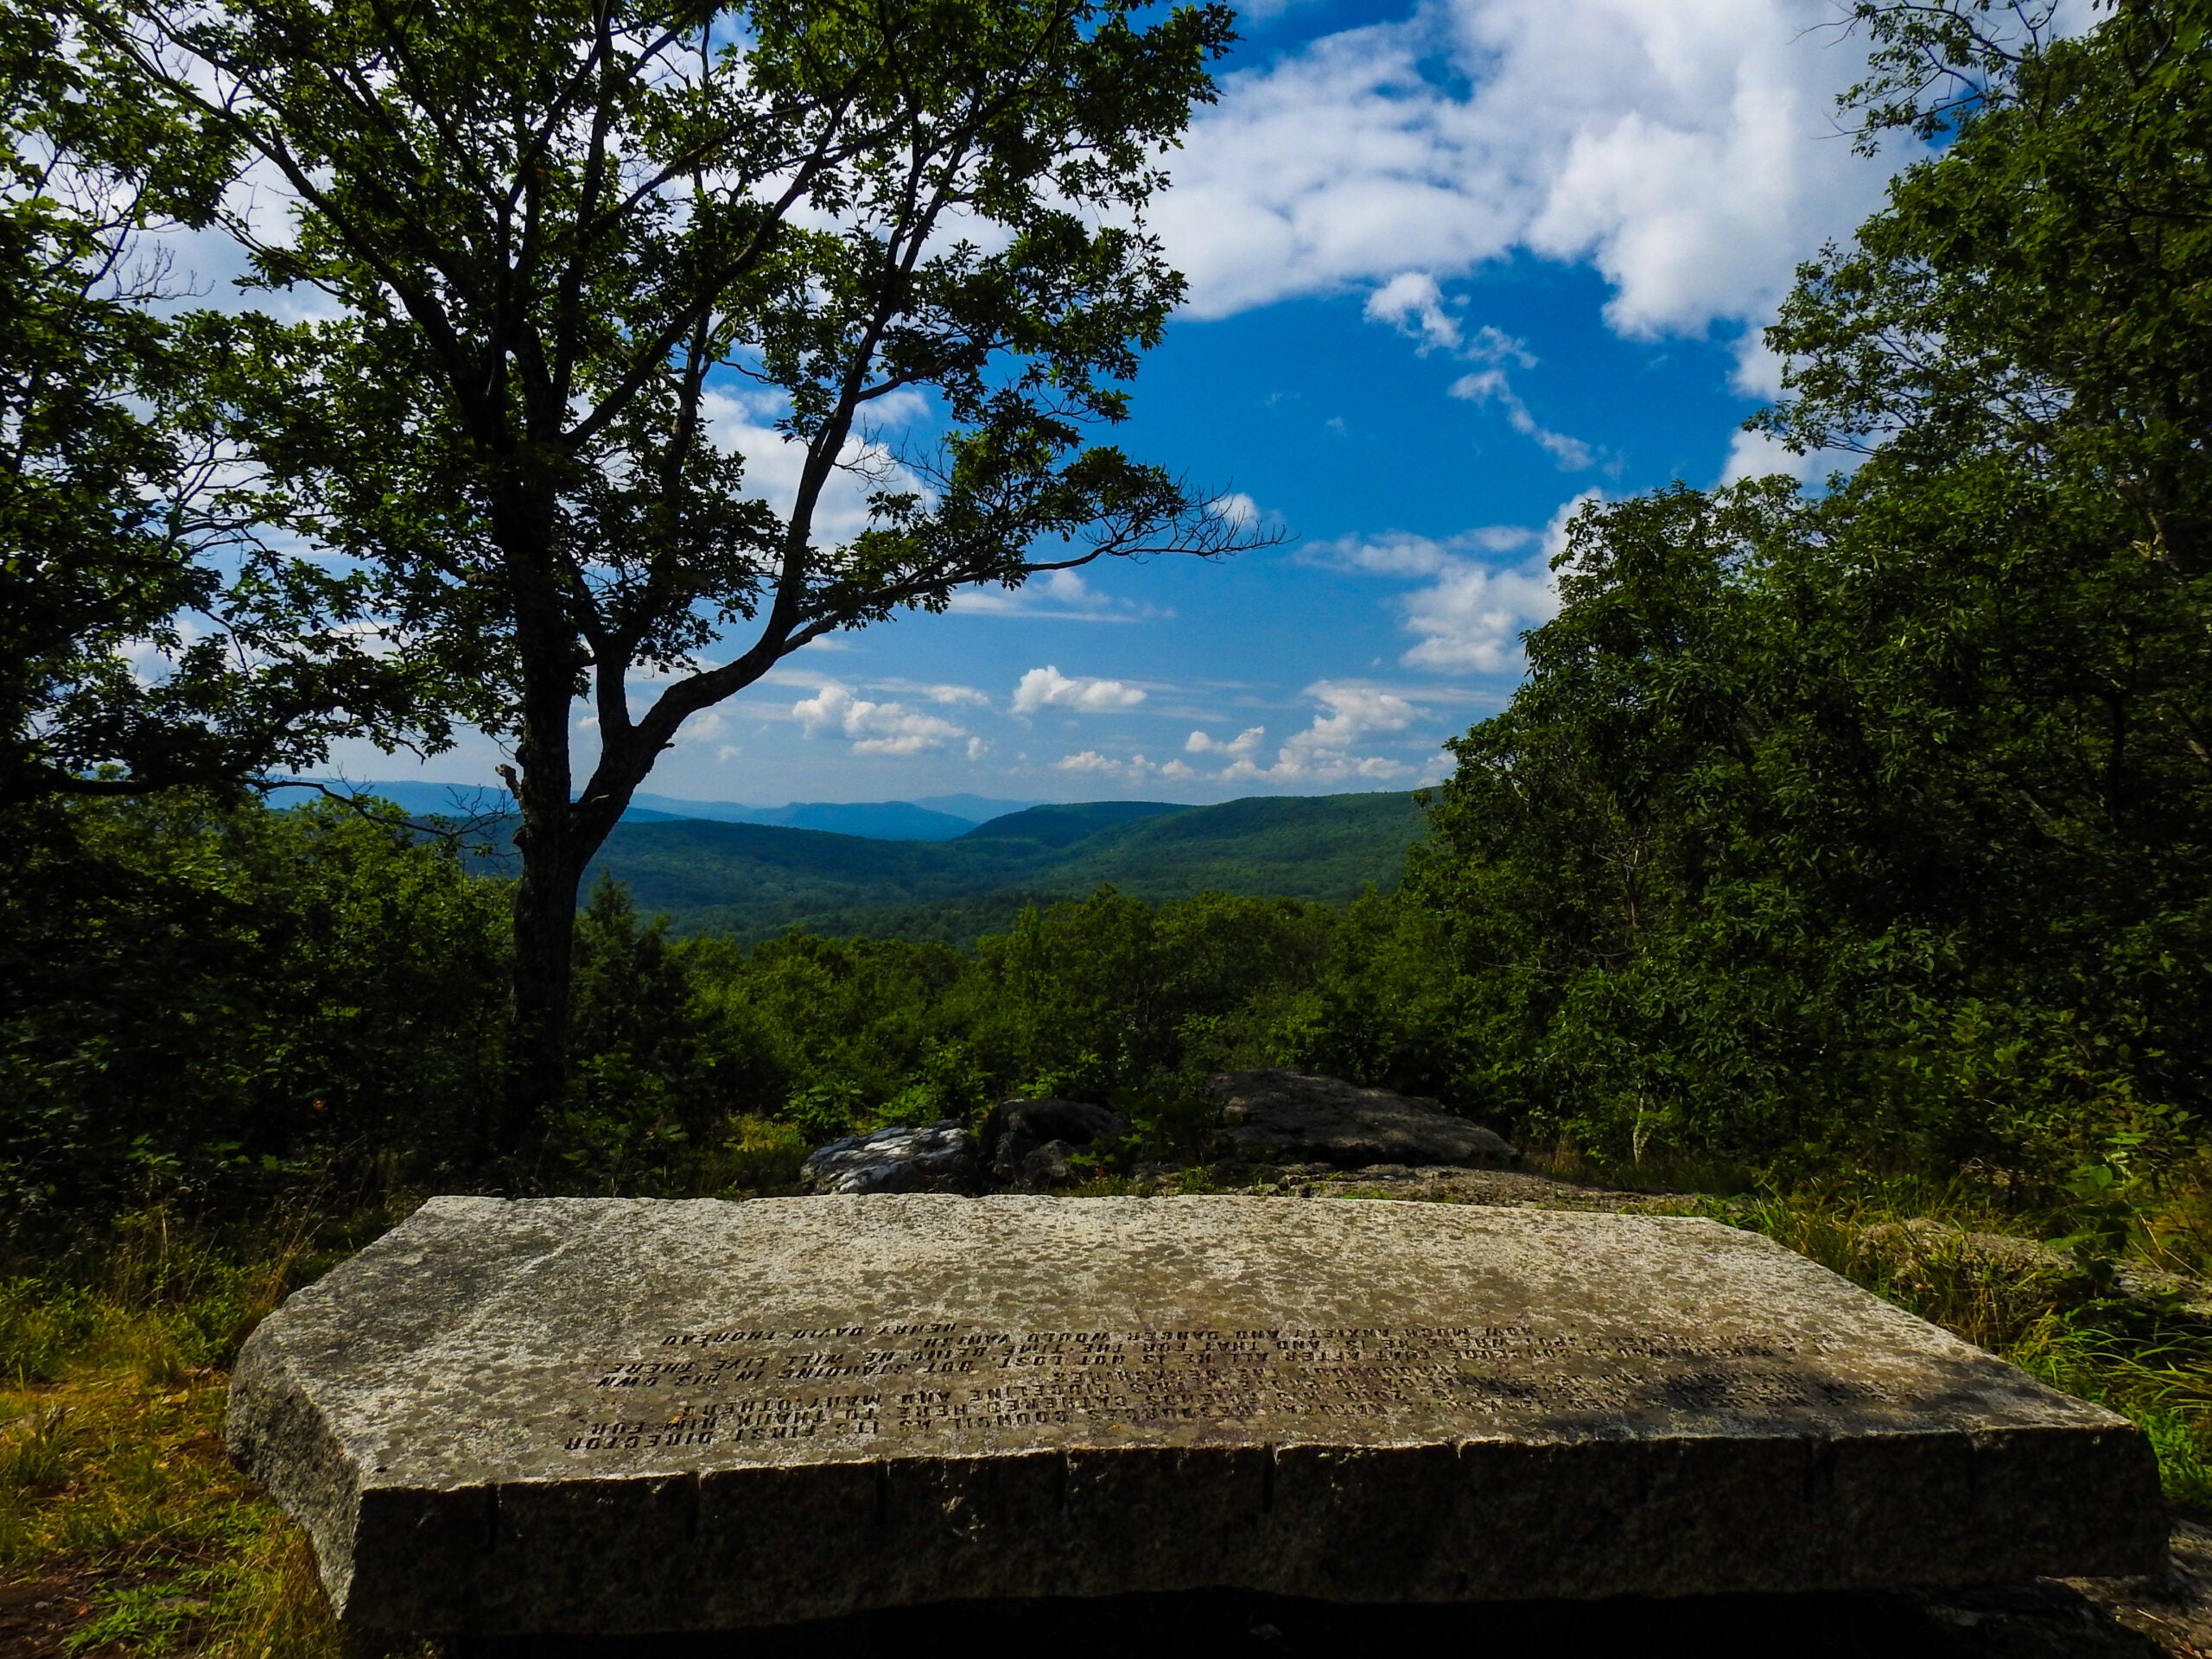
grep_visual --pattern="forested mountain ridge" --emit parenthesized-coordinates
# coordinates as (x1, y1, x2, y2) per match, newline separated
(570, 791, 1426, 942)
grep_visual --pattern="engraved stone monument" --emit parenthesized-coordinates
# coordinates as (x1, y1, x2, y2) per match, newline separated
(226, 1195, 2165, 1635)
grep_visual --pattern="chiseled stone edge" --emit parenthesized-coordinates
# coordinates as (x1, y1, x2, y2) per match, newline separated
(226, 1329, 363, 1612)
(245, 1415, 2165, 1631)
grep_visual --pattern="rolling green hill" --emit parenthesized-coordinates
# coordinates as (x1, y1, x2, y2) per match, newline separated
(570, 791, 1427, 942)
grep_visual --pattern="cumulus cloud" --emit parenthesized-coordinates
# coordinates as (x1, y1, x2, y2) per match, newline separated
(1210, 491, 1263, 529)
(1013, 665, 1148, 715)
(1157, 0, 1915, 347)
(791, 683, 966, 755)
(1365, 271, 1463, 353)
(1398, 553, 1561, 672)
(1363, 270, 1586, 465)
(1186, 725, 1266, 755)
(1720, 424, 1858, 486)
(1220, 682, 1425, 784)
(1315, 496, 1593, 675)
(1055, 748, 1171, 778)
(697, 387, 930, 547)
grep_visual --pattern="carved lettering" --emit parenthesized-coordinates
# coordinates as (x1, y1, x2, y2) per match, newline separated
(555, 1320, 1891, 1455)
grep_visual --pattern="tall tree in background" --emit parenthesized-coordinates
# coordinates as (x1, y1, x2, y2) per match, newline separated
(1409, 0, 2212, 1173)
(0, 10, 442, 806)
(97, 0, 1254, 1156)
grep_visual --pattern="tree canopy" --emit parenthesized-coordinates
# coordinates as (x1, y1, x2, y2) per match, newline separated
(84, 0, 1255, 1148)
(0, 8, 442, 804)
(1409, 0, 2212, 1176)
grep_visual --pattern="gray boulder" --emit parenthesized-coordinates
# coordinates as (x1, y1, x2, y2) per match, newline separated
(1017, 1140, 1084, 1189)
(981, 1097, 1129, 1186)
(798, 1120, 980, 1195)
(1205, 1070, 1516, 1168)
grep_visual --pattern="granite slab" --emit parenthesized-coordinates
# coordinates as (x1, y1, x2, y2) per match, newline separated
(226, 1195, 2165, 1633)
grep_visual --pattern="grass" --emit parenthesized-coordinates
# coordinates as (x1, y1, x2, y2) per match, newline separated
(0, 1294, 340, 1659)
(0, 1192, 425, 1659)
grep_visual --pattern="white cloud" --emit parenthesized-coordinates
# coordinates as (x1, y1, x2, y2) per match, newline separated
(1363, 270, 1574, 462)
(1365, 271, 1463, 353)
(947, 568, 1166, 622)
(1013, 664, 1148, 715)
(1186, 725, 1266, 755)
(1053, 747, 1196, 781)
(1317, 498, 1592, 674)
(1158, 0, 1916, 348)
(791, 683, 966, 755)
(1399, 554, 1561, 672)
(697, 387, 929, 547)
(1303, 683, 1417, 749)
(1447, 368, 1598, 470)
(1720, 424, 1857, 486)
(1221, 682, 1425, 784)
(1211, 491, 1263, 529)
(1465, 325, 1539, 370)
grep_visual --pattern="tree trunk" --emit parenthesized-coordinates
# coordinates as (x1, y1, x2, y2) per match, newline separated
(495, 509, 589, 1169)
(493, 648, 645, 1167)
(500, 823, 585, 1169)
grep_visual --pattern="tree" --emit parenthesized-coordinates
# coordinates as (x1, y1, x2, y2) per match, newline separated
(1766, 0, 2212, 572)
(1, 9, 448, 806)
(0, 791, 509, 1233)
(94, 0, 1261, 1156)
(1408, 0, 2212, 1175)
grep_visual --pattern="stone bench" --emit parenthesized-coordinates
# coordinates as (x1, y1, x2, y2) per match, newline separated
(226, 1195, 2164, 1635)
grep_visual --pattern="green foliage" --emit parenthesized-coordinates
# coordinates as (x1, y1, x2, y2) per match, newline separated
(0, 774, 1503, 1219)
(0, 10, 451, 805)
(0, 794, 508, 1232)
(88, 0, 1257, 1144)
(1726, 1179, 2212, 1510)
(1402, 0, 2212, 1186)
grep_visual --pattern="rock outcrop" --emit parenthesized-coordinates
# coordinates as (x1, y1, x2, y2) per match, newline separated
(1205, 1070, 1515, 1168)
(798, 1120, 981, 1195)
(980, 1097, 1128, 1188)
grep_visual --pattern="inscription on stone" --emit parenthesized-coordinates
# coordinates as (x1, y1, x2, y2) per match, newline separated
(557, 1322, 1881, 1452)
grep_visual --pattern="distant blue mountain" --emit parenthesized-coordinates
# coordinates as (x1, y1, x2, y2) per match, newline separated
(739, 801, 980, 841)
(909, 794, 1045, 823)
(292, 781, 1027, 840)
(582, 792, 1428, 944)
(285, 779, 515, 819)
(622, 792, 769, 823)
(629, 793, 1045, 834)
(626, 794, 978, 840)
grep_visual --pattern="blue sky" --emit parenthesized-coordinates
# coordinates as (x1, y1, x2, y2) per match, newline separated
(330, 0, 1929, 808)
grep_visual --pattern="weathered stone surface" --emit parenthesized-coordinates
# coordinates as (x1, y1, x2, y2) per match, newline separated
(228, 1195, 2164, 1635)
(797, 1121, 978, 1195)
(1207, 1070, 1516, 1166)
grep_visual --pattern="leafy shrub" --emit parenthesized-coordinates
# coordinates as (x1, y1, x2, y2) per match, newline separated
(0, 793, 507, 1235)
